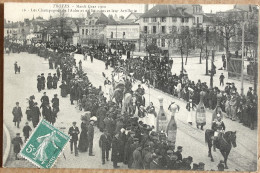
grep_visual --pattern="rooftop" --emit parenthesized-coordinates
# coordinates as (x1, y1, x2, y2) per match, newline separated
(140, 4, 194, 18)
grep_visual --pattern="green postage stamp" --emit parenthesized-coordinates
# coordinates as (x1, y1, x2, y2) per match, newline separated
(20, 119, 70, 168)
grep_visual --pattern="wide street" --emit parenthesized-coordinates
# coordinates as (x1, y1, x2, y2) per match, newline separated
(3, 52, 257, 171)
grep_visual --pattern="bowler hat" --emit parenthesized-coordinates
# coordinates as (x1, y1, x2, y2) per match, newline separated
(177, 146, 183, 150)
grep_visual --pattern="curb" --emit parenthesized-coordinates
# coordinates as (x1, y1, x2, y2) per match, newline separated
(3, 123, 11, 166)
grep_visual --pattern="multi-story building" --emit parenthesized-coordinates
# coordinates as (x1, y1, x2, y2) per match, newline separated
(139, 4, 194, 54)
(106, 23, 140, 51)
(79, 12, 117, 45)
(4, 21, 19, 39)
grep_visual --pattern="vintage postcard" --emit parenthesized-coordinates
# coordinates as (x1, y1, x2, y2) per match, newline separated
(3, 2, 258, 171)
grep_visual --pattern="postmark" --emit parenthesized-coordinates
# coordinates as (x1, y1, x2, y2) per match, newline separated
(20, 119, 70, 168)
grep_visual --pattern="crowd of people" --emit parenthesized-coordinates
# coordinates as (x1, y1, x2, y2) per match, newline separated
(7, 39, 253, 170)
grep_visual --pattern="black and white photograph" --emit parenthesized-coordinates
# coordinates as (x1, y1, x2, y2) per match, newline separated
(3, 2, 258, 171)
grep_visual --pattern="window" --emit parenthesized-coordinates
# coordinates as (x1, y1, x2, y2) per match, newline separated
(92, 29, 94, 35)
(153, 26, 156, 33)
(152, 38, 157, 45)
(152, 18, 157, 22)
(172, 26, 177, 32)
(172, 17, 177, 22)
(197, 17, 199, 24)
(86, 29, 88, 35)
(144, 26, 148, 33)
(82, 29, 84, 35)
(111, 32, 113, 38)
(143, 18, 148, 22)
(161, 17, 166, 22)
(181, 18, 185, 23)
(161, 26, 166, 33)
(123, 32, 125, 38)
(7, 30, 9, 34)
(161, 38, 165, 47)
(185, 18, 189, 23)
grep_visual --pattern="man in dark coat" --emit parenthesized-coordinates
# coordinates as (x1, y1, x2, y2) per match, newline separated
(99, 129, 111, 164)
(128, 138, 139, 168)
(52, 74, 59, 89)
(124, 131, 134, 164)
(175, 146, 183, 161)
(68, 122, 80, 156)
(31, 102, 41, 128)
(56, 67, 61, 80)
(11, 133, 23, 160)
(59, 81, 68, 97)
(51, 94, 59, 113)
(12, 102, 23, 128)
(14, 62, 18, 74)
(37, 75, 42, 92)
(111, 133, 120, 168)
(47, 73, 53, 89)
(132, 146, 143, 169)
(42, 103, 52, 123)
(41, 73, 46, 90)
(88, 119, 95, 156)
(40, 92, 49, 108)
(22, 122, 32, 142)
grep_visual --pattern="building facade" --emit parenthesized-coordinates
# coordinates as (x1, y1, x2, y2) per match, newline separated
(79, 12, 117, 45)
(106, 23, 140, 51)
(139, 5, 195, 54)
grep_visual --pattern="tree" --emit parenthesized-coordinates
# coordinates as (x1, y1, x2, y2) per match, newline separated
(192, 27, 207, 64)
(216, 11, 245, 58)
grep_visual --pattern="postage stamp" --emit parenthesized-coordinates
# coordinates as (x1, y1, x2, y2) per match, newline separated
(20, 119, 70, 168)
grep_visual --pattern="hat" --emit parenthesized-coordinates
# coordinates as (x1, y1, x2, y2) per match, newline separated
(199, 162, 205, 166)
(72, 121, 77, 124)
(54, 94, 58, 96)
(41, 73, 44, 75)
(37, 75, 41, 78)
(170, 155, 178, 161)
(16, 102, 19, 104)
(16, 133, 20, 136)
(167, 150, 173, 154)
(53, 73, 56, 75)
(25, 122, 29, 125)
(177, 146, 183, 150)
(133, 138, 139, 142)
(226, 82, 231, 85)
(90, 116, 97, 122)
(193, 163, 199, 170)
(43, 92, 46, 94)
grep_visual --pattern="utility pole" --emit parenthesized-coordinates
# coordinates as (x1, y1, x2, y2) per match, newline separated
(241, 22, 245, 95)
(205, 26, 209, 75)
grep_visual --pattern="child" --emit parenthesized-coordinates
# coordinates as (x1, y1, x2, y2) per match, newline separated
(22, 122, 32, 142)
(11, 133, 23, 160)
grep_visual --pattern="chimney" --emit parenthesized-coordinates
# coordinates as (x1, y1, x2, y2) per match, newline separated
(144, 4, 148, 13)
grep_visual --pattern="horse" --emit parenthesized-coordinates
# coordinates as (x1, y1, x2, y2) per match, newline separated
(112, 88, 124, 107)
(121, 92, 133, 114)
(205, 130, 237, 169)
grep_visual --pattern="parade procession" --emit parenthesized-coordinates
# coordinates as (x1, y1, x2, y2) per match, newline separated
(3, 3, 258, 172)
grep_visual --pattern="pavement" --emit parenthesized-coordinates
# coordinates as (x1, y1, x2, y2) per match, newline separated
(3, 52, 257, 171)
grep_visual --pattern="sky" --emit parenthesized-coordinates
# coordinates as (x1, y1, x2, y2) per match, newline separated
(4, 3, 235, 22)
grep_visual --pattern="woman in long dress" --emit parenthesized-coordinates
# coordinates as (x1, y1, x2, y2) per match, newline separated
(78, 120, 89, 152)
(33, 131, 60, 164)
